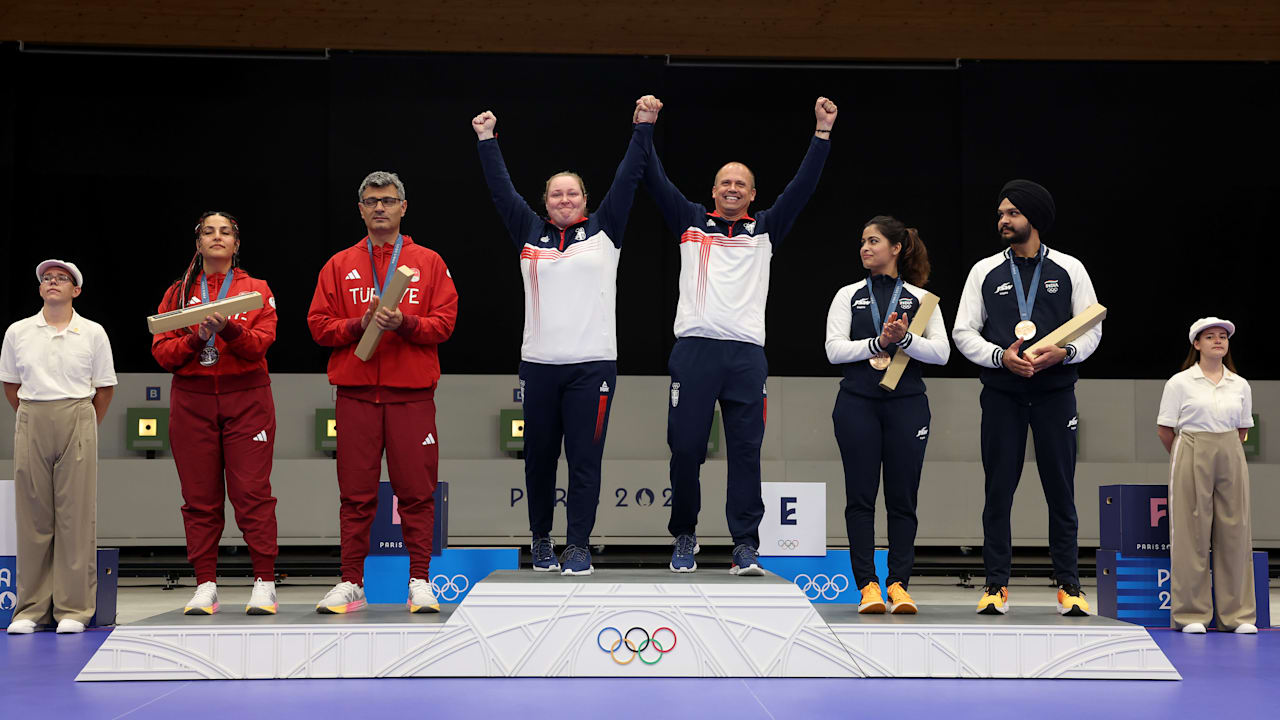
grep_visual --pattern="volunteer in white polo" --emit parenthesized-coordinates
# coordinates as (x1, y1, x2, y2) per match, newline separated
(1, 259, 117, 634)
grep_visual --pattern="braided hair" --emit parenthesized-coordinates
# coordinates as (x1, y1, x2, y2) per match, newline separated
(177, 211, 241, 309)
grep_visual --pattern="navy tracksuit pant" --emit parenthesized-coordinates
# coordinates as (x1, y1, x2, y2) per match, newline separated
(666, 337, 768, 548)
(520, 360, 616, 548)
(832, 390, 930, 590)
(980, 385, 1080, 586)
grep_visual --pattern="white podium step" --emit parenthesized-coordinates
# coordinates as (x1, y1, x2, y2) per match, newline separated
(78, 570, 1178, 681)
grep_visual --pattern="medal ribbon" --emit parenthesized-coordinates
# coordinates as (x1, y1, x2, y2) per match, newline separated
(866, 274, 905, 340)
(367, 234, 403, 299)
(199, 267, 235, 350)
(1008, 244, 1045, 324)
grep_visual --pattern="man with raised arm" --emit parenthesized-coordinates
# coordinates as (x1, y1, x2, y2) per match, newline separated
(643, 97, 837, 575)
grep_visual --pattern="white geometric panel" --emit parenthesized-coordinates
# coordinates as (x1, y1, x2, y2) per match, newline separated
(78, 571, 1178, 681)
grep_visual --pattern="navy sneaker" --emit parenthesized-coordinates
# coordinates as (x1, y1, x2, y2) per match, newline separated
(730, 544, 764, 576)
(560, 545, 594, 576)
(531, 537, 560, 572)
(670, 534, 699, 573)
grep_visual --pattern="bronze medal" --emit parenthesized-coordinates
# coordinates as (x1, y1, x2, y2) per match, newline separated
(869, 352, 891, 370)
(1014, 320, 1037, 341)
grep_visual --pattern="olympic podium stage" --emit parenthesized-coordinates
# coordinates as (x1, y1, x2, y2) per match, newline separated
(77, 570, 1179, 681)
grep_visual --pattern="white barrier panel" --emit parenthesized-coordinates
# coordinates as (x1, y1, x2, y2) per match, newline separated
(759, 481, 826, 556)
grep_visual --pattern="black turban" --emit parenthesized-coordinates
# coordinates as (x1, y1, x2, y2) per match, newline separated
(998, 179, 1055, 235)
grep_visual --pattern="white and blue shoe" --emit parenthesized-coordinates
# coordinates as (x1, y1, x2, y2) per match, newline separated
(729, 544, 765, 576)
(531, 537, 560, 572)
(560, 545, 594, 576)
(670, 534, 699, 573)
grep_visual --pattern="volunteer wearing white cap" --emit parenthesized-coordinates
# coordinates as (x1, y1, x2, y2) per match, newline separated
(1, 260, 117, 635)
(1156, 317, 1257, 634)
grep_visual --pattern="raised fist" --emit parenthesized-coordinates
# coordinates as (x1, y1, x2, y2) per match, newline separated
(815, 96, 838, 131)
(635, 94, 663, 124)
(472, 110, 497, 140)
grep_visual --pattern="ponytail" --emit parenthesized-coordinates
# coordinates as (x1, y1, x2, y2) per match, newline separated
(863, 215, 931, 286)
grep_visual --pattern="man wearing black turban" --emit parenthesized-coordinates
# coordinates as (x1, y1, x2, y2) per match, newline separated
(952, 178, 1103, 618)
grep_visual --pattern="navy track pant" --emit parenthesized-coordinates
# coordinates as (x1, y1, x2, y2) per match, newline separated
(980, 384, 1080, 587)
(520, 360, 616, 548)
(666, 337, 768, 548)
(833, 390, 931, 590)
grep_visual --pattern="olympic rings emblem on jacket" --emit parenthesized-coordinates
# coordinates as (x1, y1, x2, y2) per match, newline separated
(430, 574, 470, 601)
(776, 539, 800, 549)
(793, 573, 849, 601)
(596, 626, 677, 665)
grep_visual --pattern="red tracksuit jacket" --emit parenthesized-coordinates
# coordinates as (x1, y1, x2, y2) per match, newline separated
(151, 270, 277, 393)
(307, 235, 458, 392)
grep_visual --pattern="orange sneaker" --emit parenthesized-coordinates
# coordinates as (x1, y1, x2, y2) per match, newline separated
(886, 582, 918, 614)
(976, 584, 1009, 615)
(1056, 583, 1090, 616)
(858, 581, 886, 613)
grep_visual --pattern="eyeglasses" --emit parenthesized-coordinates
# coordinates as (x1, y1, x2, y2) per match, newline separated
(41, 274, 74, 285)
(360, 197, 403, 208)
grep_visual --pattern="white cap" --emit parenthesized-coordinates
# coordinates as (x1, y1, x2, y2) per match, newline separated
(36, 259, 84, 288)
(1188, 316, 1235, 344)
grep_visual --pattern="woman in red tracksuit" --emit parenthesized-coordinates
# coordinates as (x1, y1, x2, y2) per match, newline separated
(151, 211, 280, 617)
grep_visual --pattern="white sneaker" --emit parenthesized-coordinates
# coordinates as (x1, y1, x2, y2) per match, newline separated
(1234, 623, 1258, 634)
(6, 618, 37, 634)
(407, 577, 440, 613)
(246, 578, 278, 615)
(316, 581, 366, 614)
(1181, 622, 1207, 634)
(56, 618, 86, 634)
(184, 581, 219, 615)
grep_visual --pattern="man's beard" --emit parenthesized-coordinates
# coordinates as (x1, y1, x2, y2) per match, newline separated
(1001, 224, 1031, 246)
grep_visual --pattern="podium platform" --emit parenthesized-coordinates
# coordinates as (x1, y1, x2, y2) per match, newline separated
(77, 570, 1179, 681)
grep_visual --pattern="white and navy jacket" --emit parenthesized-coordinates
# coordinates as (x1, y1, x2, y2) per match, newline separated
(952, 245, 1101, 393)
(825, 275, 950, 398)
(644, 135, 831, 347)
(478, 122, 652, 364)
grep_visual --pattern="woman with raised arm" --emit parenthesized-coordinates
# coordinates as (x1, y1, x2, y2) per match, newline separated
(471, 97, 658, 576)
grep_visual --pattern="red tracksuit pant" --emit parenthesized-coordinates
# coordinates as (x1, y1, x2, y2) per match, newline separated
(170, 384, 279, 583)
(336, 392, 438, 583)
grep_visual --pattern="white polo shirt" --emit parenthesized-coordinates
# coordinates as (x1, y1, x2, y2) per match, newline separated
(0, 309, 117, 401)
(1156, 363, 1254, 433)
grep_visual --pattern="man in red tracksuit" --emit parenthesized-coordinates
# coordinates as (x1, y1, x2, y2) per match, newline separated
(308, 170, 458, 614)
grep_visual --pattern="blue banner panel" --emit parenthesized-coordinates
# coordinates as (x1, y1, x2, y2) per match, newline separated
(1099, 484, 1170, 556)
(0, 555, 15, 628)
(764, 550, 887, 604)
(1096, 550, 1269, 628)
(368, 481, 448, 557)
(364, 547, 518, 604)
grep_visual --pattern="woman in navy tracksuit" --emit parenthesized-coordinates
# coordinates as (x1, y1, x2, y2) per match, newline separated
(471, 97, 658, 576)
(825, 216, 949, 614)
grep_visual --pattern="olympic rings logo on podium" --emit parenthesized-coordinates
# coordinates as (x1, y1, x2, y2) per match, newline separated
(776, 539, 800, 549)
(597, 626, 677, 665)
(794, 573, 849, 601)
(430, 574, 470, 601)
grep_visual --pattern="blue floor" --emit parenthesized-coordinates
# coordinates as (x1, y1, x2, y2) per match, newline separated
(3, 628, 1278, 719)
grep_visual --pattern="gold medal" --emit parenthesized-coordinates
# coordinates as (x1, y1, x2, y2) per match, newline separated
(869, 352, 891, 370)
(1014, 320, 1037, 341)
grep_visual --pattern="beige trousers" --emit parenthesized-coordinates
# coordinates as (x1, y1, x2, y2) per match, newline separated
(1168, 430, 1255, 630)
(12, 398, 98, 625)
